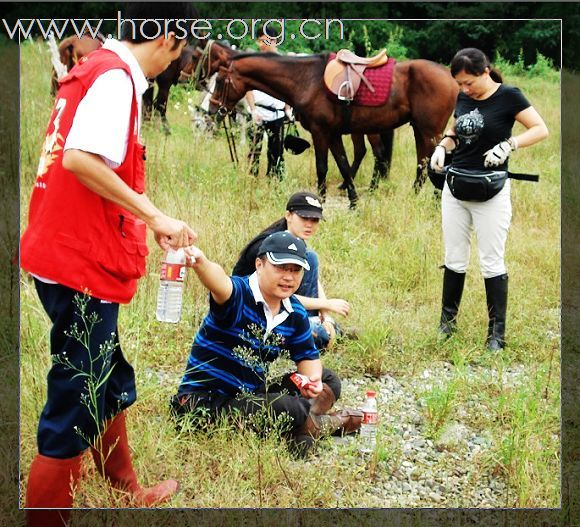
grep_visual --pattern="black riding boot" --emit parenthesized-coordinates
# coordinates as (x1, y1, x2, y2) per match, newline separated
(439, 267, 466, 337)
(484, 274, 508, 351)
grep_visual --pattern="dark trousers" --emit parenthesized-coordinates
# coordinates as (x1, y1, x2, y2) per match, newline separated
(33, 279, 136, 458)
(171, 368, 340, 432)
(247, 117, 285, 178)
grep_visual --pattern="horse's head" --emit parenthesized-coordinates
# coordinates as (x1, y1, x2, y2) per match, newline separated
(187, 40, 238, 91)
(209, 61, 248, 116)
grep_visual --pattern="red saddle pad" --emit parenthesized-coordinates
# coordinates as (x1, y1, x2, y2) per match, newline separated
(326, 53, 397, 107)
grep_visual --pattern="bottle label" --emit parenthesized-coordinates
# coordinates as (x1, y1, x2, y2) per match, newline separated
(160, 262, 185, 282)
(289, 372, 314, 389)
(363, 411, 378, 425)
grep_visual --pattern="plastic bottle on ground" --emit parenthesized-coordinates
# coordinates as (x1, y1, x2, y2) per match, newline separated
(360, 390, 378, 453)
(156, 248, 186, 323)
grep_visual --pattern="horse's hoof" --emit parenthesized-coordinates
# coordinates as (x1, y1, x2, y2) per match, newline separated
(337, 182, 347, 191)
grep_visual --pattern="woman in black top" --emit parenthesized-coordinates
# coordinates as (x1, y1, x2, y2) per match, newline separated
(430, 48, 549, 351)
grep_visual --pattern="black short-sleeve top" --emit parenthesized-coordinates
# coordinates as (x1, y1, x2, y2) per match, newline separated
(452, 84, 531, 171)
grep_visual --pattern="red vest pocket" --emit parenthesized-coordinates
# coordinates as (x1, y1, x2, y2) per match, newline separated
(95, 204, 149, 281)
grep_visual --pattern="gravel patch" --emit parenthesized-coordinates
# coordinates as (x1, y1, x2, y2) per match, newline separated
(313, 363, 528, 507)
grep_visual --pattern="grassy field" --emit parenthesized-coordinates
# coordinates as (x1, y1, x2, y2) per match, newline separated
(19, 39, 560, 511)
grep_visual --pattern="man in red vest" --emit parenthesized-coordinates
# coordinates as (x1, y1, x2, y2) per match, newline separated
(20, 4, 197, 524)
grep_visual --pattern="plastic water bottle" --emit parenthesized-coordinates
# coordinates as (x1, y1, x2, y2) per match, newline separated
(156, 248, 186, 323)
(360, 390, 378, 453)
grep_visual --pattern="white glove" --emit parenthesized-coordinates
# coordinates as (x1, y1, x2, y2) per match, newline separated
(483, 140, 514, 168)
(430, 145, 447, 172)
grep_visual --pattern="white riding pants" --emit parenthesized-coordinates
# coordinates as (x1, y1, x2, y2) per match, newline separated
(441, 179, 512, 278)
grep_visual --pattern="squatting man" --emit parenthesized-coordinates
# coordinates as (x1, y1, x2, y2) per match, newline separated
(171, 232, 362, 453)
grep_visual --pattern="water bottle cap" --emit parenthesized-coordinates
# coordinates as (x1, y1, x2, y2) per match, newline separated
(166, 248, 186, 264)
(366, 390, 376, 397)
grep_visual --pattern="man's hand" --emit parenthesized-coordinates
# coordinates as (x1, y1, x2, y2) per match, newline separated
(152, 214, 197, 250)
(181, 245, 233, 305)
(430, 145, 446, 172)
(251, 108, 263, 125)
(483, 140, 514, 168)
(184, 245, 204, 267)
(300, 377, 323, 399)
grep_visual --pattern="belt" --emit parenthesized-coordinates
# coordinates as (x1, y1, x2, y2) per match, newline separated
(256, 103, 284, 113)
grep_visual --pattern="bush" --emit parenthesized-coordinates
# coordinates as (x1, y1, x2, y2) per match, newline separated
(494, 50, 559, 81)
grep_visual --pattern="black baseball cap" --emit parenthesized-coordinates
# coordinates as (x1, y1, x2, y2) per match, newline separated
(257, 232, 310, 270)
(285, 191, 323, 219)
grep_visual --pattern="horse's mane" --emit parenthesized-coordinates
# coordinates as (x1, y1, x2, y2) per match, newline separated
(231, 52, 328, 82)
(232, 51, 328, 62)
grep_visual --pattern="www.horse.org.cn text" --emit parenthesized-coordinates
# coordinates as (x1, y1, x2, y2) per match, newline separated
(2, 14, 346, 45)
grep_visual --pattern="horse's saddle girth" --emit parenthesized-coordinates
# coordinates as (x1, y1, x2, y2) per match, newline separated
(324, 49, 389, 102)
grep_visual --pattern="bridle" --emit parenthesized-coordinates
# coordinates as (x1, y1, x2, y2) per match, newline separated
(209, 61, 238, 118)
(204, 61, 241, 165)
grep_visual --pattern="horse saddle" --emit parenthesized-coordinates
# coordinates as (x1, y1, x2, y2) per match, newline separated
(324, 49, 389, 102)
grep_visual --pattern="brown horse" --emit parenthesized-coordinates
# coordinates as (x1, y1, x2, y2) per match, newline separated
(185, 39, 238, 90)
(142, 44, 197, 134)
(190, 41, 395, 188)
(211, 53, 458, 207)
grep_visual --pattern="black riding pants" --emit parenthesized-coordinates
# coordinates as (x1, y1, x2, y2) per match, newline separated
(170, 368, 340, 433)
(247, 117, 285, 178)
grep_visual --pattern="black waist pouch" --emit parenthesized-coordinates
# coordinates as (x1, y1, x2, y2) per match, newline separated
(446, 167, 508, 202)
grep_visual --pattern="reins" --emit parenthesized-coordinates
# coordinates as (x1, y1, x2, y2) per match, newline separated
(209, 61, 237, 118)
(222, 113, 239, 165)
(206, 62, 238, 165)
(192, 40, 215, 90)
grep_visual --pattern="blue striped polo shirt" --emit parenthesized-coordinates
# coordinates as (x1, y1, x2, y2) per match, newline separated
(178, 273, 319, 396)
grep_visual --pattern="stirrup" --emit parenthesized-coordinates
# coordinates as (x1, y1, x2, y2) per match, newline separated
(337, 80, 354, 101)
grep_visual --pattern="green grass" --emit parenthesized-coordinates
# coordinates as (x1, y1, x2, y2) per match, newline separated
(19, 39, 561, 509)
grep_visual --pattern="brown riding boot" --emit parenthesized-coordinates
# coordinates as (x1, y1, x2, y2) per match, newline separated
(308, 383, 336, 415)
(298, 409, 363, 439)
(299, 413, 344, 439)
(329, 409, 364, 436)
(91, 411, 178, 507)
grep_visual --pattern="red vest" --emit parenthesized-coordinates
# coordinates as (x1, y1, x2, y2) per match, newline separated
(20, 49, 148, 304)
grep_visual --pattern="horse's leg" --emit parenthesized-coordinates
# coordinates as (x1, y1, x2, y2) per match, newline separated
(143, 85, 154, 122)
(338, 133, 366, 190)
(411, 124, 436, 193)
(311, 131, 330, 200)
(155, 85, 171, 135)
(367, 132, 392, 191)
(329, 136, 358, 209)
(379, 129, 394, 180)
